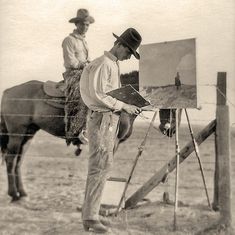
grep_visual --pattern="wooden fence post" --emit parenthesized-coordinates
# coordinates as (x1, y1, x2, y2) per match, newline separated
(214, 72, 231, 228)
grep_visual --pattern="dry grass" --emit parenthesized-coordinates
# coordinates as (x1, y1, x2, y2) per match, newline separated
(0, 122, 234, 234)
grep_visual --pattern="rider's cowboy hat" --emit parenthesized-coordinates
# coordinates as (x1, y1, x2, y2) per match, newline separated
(69, 9, 95, 24)
(113, 28, 142, 59)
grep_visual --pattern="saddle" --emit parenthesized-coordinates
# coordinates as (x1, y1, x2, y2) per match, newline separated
(43, 81, 66, 109)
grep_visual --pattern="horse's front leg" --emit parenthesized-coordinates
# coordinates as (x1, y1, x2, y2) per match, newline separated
(5, 154, 19, 201)
(15, 155, 27, 197)
(5, 137, 23, 201)
(14, 137, 34, 198)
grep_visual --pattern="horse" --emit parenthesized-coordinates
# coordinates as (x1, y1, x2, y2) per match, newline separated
(0, 70, 178, 202)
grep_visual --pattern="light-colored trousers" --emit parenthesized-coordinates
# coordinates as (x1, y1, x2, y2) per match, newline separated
(82, 111, 120, 221)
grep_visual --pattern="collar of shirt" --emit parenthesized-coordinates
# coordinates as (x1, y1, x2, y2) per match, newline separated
(70, 29, 86, 40)
(104, 51, 118, 62)
(104, 51, 120, 87)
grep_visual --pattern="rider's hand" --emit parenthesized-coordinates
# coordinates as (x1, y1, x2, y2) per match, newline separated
(122, 104, 142, 115)
(79, 62, 88, 70)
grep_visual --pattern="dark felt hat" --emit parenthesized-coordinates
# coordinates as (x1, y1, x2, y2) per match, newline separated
(69, 9, 95, 24)
(113, 28, 142, 59)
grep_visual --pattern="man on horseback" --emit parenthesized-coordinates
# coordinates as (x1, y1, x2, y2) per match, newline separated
(62, 9, 94, 145)
(80, 28, 142, 233)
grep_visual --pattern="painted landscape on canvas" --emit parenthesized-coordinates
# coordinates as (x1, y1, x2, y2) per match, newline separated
(142, 84, 197, 108)
(140, 38, 197, 109)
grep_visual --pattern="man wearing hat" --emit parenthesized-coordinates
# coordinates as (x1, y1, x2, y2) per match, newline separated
(63, 8, 94, 70)
(80, 28, 142, 233)
(62, 9, 94, 146)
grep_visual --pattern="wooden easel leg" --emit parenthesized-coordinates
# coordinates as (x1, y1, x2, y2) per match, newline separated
(184, 109, 211, 208)
(163, 109, 172, 204)
(173, 109, 180, 231)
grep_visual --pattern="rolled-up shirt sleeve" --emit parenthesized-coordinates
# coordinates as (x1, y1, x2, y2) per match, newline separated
(62, 37, 79, 69)
(89, 64, 124, 111)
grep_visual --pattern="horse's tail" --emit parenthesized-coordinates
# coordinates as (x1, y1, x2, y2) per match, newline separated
(0, 114, 9, 155)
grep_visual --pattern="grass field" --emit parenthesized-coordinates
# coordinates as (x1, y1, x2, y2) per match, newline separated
(0, 121, 234, 235)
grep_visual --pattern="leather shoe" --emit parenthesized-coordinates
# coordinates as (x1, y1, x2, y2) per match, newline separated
(83, 220, 109, 233)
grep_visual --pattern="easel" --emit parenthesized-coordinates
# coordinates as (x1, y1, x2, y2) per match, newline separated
(114, 108, 211, 231)
(173, 108, 211, 230)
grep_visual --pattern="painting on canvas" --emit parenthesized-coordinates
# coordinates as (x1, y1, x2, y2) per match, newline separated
(139, 38, 197, 109)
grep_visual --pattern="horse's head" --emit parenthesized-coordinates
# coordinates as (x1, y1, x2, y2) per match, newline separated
(159, 109, 182, 137)
(120, 71, 139, 91)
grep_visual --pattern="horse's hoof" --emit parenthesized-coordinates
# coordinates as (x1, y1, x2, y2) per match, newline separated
(19, 191, 28, 197)
(19, 195, 29, 204)
(75, 148, 82, 156)
(11, 195, 21, 202)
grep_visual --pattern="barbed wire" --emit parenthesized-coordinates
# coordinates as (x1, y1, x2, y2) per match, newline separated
(0, 113, 68, 118)
(139, 113, 218, 123)
(0, 85, 233, 162)
(198, 102, 216, 105)
(0, 117, 224, 138)
(2, 111, 219, 121)
(2, 97, 70, 102)
(216, 86, 235, 108)
(1, 169, 225, 182)
(1, 88, 234, 118)
(0, 84, 233, 104)
(0, 111, 219, 118)
(1, 152, 225, 164)
(1, 145, 233, 164)
(197, 84, 216, 86)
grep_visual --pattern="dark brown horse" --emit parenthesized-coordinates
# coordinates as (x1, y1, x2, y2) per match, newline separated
(0, 71, 178, 201)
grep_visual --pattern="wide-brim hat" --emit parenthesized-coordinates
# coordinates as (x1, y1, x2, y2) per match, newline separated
(69, 9, 95, 24)
(113, 28, 142, 59)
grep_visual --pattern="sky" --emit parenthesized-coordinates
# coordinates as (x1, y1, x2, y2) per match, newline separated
(140, 38, 196, 87)
(0, 0, 234, 124)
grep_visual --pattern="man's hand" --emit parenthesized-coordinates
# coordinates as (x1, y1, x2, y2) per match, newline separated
(122, 104, 142, 115)
(79, 62, 89, 70)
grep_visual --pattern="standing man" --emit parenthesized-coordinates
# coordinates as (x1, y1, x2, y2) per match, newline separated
(62, 9, 94, 145)
(80, 28, 142, 233)
(175, 71, 181, 90)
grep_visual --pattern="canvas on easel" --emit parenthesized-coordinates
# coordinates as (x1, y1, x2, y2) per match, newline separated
(139, 38, 197, 109)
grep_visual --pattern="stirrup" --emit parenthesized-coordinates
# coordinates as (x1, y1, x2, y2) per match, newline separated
(78, 130, 88, 145)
